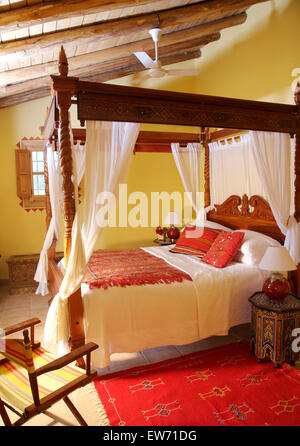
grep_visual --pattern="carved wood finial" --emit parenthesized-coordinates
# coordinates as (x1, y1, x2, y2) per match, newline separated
(58, 46, 68, 77)
(241, 194, 250, 216)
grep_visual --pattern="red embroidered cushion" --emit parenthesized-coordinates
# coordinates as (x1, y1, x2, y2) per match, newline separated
(202, 231, 245, 268)
(170, 227, 222, 257)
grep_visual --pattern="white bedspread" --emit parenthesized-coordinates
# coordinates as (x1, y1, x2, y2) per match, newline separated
(81, 246, 270, 368)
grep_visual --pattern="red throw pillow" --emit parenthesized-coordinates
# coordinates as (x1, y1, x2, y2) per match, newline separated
(202, 231, 245, 268)
(170, 227, 222, 257)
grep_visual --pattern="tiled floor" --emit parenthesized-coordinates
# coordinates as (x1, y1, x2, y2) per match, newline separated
(0, 283, 293, 426)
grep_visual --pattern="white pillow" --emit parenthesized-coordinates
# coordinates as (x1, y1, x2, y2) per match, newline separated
(234, 229, 281, 265)
(182, 220, 230, 233)
(204, 220, 231, 231)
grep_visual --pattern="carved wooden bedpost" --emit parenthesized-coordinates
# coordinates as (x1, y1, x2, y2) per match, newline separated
(293, 83, 300, 296)
(44, 143, 56, 261)
(201, 127, 210, 208)
(44, 146, 51, 231)
(51, 47, 85, 363)
(56, 48, 74, 264)
(43, 104, 52, 234)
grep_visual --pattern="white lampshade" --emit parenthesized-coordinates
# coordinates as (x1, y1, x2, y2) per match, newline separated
(164, 211, 182, 226)
(259, 246, 297, 272)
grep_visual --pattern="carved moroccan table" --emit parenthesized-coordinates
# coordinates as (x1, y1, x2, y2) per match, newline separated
(249, 292, 300, 367)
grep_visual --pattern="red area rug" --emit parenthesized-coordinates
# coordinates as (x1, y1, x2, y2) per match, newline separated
(93, 342, 300, 426)
(84, 248, 191, 290)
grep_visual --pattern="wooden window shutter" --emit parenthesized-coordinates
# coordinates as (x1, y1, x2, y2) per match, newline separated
(15, 149, 32, 198)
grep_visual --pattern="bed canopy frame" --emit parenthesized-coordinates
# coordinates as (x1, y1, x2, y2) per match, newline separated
(42, 47, 300, 358)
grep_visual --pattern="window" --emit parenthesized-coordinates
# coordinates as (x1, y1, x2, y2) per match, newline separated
(15, 138, 58, 211)
(32, 151, 46, 196)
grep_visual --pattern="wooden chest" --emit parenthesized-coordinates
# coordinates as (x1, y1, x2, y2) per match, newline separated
(7, 253, 63, 294)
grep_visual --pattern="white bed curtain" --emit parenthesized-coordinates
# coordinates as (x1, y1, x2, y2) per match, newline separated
(249, 131, 300, 263)
(44, 120, 140, 347)
(73, 141, 86, 185)
(34, 142, 61, 296)
(171, 142, 203, 223)
(209, 134, 265, 206)
(34, 138, 87, 296)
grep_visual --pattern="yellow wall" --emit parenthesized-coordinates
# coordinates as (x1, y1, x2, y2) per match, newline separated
(121, 0, 299, 105)
(97, 151, 194, 251)
(0, 97, 55, 279)
(0, 0, 299, 279)
(192, 0, 300, 104)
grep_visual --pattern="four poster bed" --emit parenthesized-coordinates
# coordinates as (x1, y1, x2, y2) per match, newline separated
(41, 48, 300, 368)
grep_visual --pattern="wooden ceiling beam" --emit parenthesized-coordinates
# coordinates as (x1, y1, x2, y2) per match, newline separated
(0, 84, 51, 109)
(0, 0, 155, 31)
(0, 33, 217, 101)
(0, 12, 244, 86)
(0, 0, 269, 32)
(0, 48, 202, 108)
(0, 0, 266, 55)
(59, 34, 219, 79)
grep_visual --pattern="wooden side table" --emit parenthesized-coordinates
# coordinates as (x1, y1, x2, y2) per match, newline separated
(249, 292, 300, 367)
(153, 238, 173, 246)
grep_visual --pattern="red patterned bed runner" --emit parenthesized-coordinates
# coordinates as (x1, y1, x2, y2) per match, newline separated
(84, 248, 192, 290)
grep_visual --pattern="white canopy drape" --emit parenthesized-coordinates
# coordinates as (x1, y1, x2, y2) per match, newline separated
(209, 134, 266, 206)
(34, 143, 61, 296)
(73, 141, 86, 185)
(44, 120, 140, 347)
(82, 121, 140, 260)
(249, 131, 300, 263)
(208, 130, 299, 262)
(34, 139, 86, 296)
(171, 142, 203, 223)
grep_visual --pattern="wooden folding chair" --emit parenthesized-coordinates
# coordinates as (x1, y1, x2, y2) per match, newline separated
(0, 318, 98, 426)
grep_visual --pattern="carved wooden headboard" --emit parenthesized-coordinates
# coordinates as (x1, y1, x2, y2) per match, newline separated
(207, 194, 284, 244)
(207, 194, 300, 294)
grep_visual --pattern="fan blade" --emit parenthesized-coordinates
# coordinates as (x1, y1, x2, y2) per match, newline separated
(166, 69, 199, 76)
(131, 73, 152, 84)
(134, 52, 154, 68)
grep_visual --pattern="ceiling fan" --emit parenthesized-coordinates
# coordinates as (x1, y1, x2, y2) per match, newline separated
(133, 28, 199, 83)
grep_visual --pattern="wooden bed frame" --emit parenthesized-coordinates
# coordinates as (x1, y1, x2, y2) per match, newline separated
(42, 47, 300, 358)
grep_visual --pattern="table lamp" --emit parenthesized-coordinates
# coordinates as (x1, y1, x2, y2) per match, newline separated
(164, 211, 181, 242)
(259, 246, 297, 300)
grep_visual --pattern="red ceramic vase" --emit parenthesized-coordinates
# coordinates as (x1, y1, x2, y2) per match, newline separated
(167, 226, 179, 241)
(262, 276, 290, 301)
